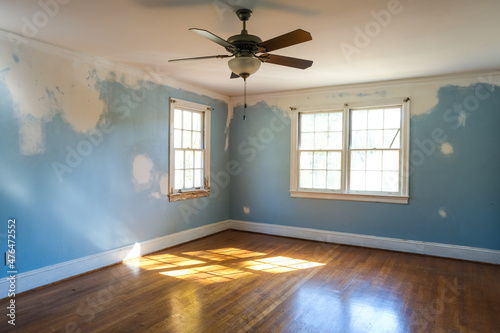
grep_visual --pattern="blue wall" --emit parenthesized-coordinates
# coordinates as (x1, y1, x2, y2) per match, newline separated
(229, 84, 500, 250)
(0, 42, 230, 278)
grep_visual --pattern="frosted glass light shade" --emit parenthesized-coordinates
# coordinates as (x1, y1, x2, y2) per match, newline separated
(228, 56, 261, 78)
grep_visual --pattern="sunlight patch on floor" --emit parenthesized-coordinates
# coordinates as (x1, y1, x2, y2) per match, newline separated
(242, 256, 325, 273)
(183, 247, 267, 261)
(128, 254, 206, 270)
(161, 264, 254, 284)
(154, 248, 325, 284)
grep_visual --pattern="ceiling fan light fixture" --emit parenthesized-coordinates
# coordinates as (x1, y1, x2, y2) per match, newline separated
(228, 56, 261, 79)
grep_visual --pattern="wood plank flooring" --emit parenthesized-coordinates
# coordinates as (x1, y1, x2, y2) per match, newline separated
(3, 230, 500, 332)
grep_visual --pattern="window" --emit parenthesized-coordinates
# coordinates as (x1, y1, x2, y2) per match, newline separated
(290, 99, 410, 204)
(169, 98, 211, 202)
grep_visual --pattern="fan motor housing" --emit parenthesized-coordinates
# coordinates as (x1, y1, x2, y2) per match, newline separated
(227, 33, 262, 54)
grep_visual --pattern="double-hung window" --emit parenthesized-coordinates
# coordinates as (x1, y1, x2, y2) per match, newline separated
(290, 99, 410, 204)
(168, 98, 211, 202)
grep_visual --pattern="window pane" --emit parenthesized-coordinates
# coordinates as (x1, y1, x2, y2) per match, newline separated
(185, 169, 194, 189)
(174, 130, 183, 149)
(366, 171, 382, 191)
(301, 114, 315, 132)
(185, 150, 194, 169)
(382, 171, 399, 192)
(313, 152, 327, 170)
(392, 131, 401, 149)
(351, 130, 367, 149)
(350, 171, 365, 191)
(382, 150, 399, 171)
(192, 112, 202, 131)
(315, 132, 328, 149)
(368, 109, 384, 129)
(174, 109, 183, 129)
(300, 170, 313, 188)
(195, 151, 203, 168)
(175, 170, 184, 189)
(327, 132, 342, 150)
(300, 133, 314, 150)
(367, 130, 383, 148)
(327, 152, 341, 170)
(384, 108, 401, 129)
(175, 150, 184, 169)
(366, 150, 382, 170)
(329, 112, 342, 131)
(182, 131, 191, 148)
(315, 113, 328, 132)
(327, 171, 341, 190)
(300, 152, 313, 169)
(192, 132, 202, 149)
(194, 169, 203, 188)
(313, 170, 327, 188)
(383, 129, 399, 148)
(183, 111, 192, 130)
(350, 151, 365, 170)
(351, 110, 367, 130)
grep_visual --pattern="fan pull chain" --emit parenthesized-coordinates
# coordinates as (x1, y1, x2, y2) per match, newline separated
(243, 77, 247, 120)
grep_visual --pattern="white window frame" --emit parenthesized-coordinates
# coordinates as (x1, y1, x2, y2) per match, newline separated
(290, 98, 410, 204)
(168, 98, 211, 202)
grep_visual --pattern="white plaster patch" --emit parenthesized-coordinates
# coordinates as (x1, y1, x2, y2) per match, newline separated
(0, 34, 177, 156)
(441, 142, 454, 156)
(243, 206, 250, 214)
(438, 208, 447, 219)
(0, 38, 109, 155)
(132, 154, 154, 189)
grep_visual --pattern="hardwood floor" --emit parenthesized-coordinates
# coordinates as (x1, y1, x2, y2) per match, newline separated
(4, 230, 500, 332)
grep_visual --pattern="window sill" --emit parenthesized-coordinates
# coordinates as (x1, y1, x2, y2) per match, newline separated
(290, 190, 409, 204)
(169, 190, 210, 202)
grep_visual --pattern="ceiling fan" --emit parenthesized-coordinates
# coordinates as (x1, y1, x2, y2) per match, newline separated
(169, 8, 313, 79)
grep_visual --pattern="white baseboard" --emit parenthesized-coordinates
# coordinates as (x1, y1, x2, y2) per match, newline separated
(227, 220, 500, 265)
(2, 218, 498, 296)
(0, 220, 230, 295)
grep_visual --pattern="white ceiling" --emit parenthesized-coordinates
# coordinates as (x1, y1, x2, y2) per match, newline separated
(1, 0, 500, 96)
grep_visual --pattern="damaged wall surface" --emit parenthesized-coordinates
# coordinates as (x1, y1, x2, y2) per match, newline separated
(0, 32, 231, 278)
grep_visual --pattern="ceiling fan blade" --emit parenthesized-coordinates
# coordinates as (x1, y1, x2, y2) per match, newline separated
(169, 55, 232, 62)
(262, 54, 313, 69)
(189, 28, 235, 50)
(230, 72, 240, 79)
(259, 29, 312, 52)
